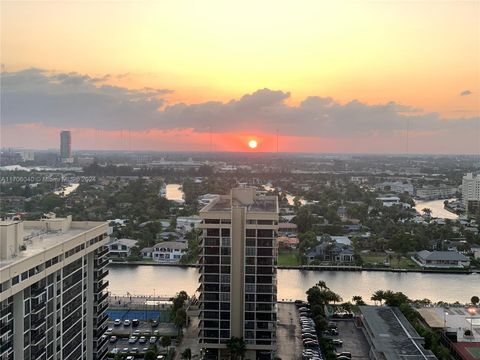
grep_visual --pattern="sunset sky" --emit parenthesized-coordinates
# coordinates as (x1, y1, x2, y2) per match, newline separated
(1, 0, 479, 153)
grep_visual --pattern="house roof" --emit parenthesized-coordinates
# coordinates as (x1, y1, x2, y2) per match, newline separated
(417, 250, 469, 261)
(153, 241, 188, 250)
(339, 248, 355, 255)
(278, 223, 298, 229)
(110, 238, 138, 247)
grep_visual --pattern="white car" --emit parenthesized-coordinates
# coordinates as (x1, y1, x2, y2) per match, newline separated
(128, 336, 138, 344)
(123, 319, 131, 326)
(113, 319, 121, 326)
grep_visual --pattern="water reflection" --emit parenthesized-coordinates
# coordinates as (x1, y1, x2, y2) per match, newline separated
(165, 184, 185, 203)
(107, 266, 474, 304)
(414, 198, 458, 219)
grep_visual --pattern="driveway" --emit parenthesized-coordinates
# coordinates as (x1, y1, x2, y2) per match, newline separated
(334, 320, 370, 359)
(276, 302, 302, 360)
(175, 308, 202, 359)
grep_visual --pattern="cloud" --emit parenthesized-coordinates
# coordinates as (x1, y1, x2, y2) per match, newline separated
(1, 68, 478, 143)
(1, 68, 172, 129)
(460, 90, 472, 96)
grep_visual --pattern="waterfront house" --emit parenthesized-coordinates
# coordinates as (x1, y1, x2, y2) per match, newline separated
(140, 247, 153, 258)
(413, 250, 470, 268)
(108, 238, 138, 258)
(152, 241, 188, 262)
(307, 236, 355, 263)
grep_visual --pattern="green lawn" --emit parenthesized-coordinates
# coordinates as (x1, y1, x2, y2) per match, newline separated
(361, 252, 419, 269)
(278, 249, 301, 266)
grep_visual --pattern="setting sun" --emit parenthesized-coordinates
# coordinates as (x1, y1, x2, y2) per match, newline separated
(248, 139, 258, 149)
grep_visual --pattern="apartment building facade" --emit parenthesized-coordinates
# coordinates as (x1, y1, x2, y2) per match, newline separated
(0, 216, 110, 360)
(462, 173, 480, 214)
(198, 188, 279, 360)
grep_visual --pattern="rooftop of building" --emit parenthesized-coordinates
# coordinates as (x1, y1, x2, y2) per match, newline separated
(1, 217, 106, 269)
(416, 250, 469, 261)
(359, 306, 437, 360)
(153, 241, 188, 250)
(108, 238, 138, 247)
(201, 187, 278, 214)
(417, 307, 480, 342)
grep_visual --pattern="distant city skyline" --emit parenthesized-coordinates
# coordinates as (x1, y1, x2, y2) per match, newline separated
(1, 1, 479, 154)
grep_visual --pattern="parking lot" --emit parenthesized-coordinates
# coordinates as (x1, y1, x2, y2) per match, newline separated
(277, 302, 303, 360)
(330, 320, 370, 359)
(106, 319, 177, 355)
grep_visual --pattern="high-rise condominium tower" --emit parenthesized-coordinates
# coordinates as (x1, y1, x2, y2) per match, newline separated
(198, 187, 279, 360)
(462, 173, 480, 214)
(0, 215, 110, 360)
(60, 131, 72, 159)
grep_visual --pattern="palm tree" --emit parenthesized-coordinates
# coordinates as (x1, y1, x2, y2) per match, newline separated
(422, 208, 432, 217)
(316, 280, 329, 290)
(352, 295, 366, 306)
(371, 290, 386, 305)
(226, 337, 246, 360)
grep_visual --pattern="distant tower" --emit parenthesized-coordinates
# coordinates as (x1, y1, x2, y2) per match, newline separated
(60, 130, 73, 162)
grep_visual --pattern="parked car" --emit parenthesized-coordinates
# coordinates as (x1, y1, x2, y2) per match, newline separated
(329, 328, 339, 336)
(132, 318, 139, 327)
(336, 352, 351, 358)
(149, 336, 157, 344)
(105, 328, 113, 335)
(128, 336, 138, 344)
(123, 319, 131, 326)
(332, 339, 343, 346)
(121, 348, 129, 354)
(109, 336, 117, 343)
(113, 319, 121, 326)
(151, 320, 159, 327)
(328, 322, 338, 329)
(126, 357, 135, 360)
(133, 329, 141, 336)
(139, 336, 147, 344)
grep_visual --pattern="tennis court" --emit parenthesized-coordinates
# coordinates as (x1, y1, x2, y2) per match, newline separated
(106, 309, 171, 322)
